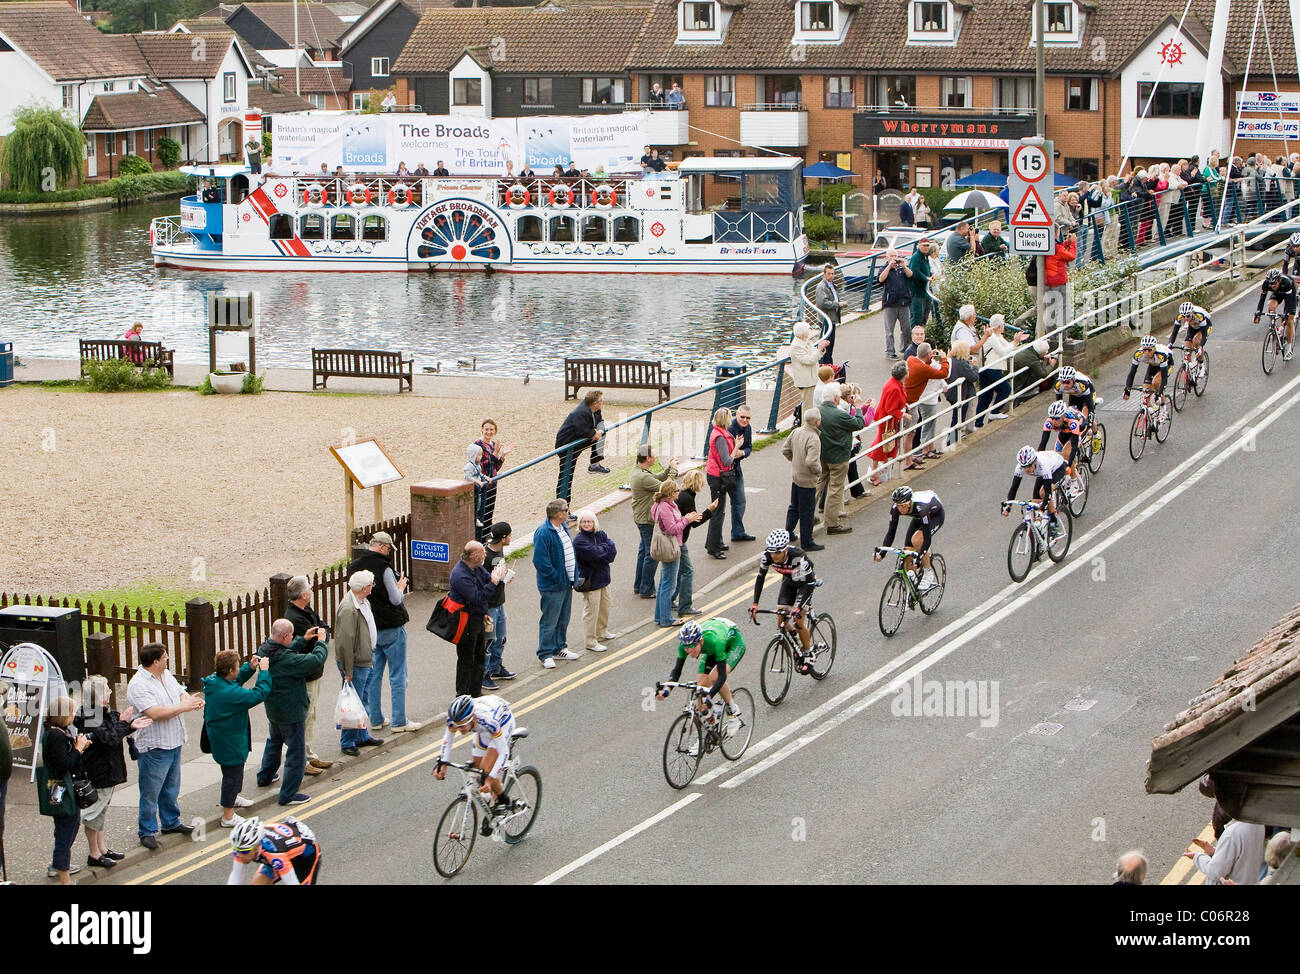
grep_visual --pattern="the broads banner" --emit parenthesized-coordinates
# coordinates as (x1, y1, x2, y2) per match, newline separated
(270, 113, 648, 175)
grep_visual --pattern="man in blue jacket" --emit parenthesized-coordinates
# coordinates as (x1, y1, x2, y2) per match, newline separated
(533, 498, 580, 670)
(448, 540, 504, 696)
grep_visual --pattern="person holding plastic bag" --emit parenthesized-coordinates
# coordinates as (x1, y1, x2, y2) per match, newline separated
(334, 571, 386, 757)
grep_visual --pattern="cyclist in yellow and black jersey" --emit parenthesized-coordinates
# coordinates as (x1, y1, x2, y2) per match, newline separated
(1124, 336, 1174, 399)
(1168, 301, 1212, 367)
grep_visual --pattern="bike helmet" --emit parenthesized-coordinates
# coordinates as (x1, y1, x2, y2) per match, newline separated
(1047, 400, 1068, 419)
(1267, 267, 1283, 283)
(1140, 335, 1158, 350)
(765, 529, 790, 551)
(1017, 445, 1037, 466)
(892, 485, 913, 505)
(1178, 301, 1195, 316)
(678, 620, 703, 645)
(1058, 365, 1076, 383)
(231, 816, 264, 853)
(447, 693, 476, 726)
(1290, 232, 1300, 247)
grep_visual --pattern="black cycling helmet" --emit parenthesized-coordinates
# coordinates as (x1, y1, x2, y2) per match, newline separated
(892, 485, 913, 506)
(1267, 267, 1283, 284)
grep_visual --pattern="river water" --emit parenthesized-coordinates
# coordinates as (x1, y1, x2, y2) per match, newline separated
(0, 200, 803, 380)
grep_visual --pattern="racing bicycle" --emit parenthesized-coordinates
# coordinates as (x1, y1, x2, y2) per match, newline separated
(432, 732, 542, 879)
(1261, 311, 1288, 375)
(1172, 344, 1210, 410)
(1076, 406, 1107, 475)
(873, 546, 947, 637)
(1128, 385, 1172, 461)
(1002, 499, 1071, 583)
(752, 605, 837, 704)
(658, 680, 755, 789)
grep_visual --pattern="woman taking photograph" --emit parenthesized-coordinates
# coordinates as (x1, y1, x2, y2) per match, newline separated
(651, 479, 700, 627)
(75, 676, 151, 869)
(674, 470, 717, 617)
(43, 696, 89, 885)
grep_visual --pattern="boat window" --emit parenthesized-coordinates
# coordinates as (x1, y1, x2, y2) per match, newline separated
(331, 213, 357, 239)
(362, 215, 387, 241)
(516, 215, 543, 242)
(549, 215, 576, 243)
(230, 174, 249, 205)
(268, 213, 294, 239)
(612, 216, 640, 243)
(581, 215, 608, 243)
(299, 213, 325, 240)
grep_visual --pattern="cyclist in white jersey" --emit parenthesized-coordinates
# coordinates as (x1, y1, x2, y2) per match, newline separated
(1004, 445, 1066, 529)
(434, 693, 516, 813)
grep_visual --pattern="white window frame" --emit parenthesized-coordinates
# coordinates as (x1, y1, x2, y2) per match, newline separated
(993, 77, 1034, 112)
(824, 75, 854, 109)
(800, 0, 834, 31)
(1044, 1, 1073, 34)
(453, 77, 482, 106)
(223, 72, 236, 103)
(61, 84, 75, 111)
(940, 76, 971, 108)
(352, 92, 370, 110)
(308, 93, 326, 109)
(908, 0, 956, 43)
(371, 57, 390, 78)
(581, 77, 626, 105)
(523, 77, 553, 107)
(141, 129, 152, 152)
(104, 81, 115, 92)
(705, 74, 735, 107)
(682, 1, 715, 31)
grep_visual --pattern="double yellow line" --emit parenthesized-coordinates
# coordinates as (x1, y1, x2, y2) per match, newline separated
(131, 578, 756, 885)
(1158, 823, 1214, 885)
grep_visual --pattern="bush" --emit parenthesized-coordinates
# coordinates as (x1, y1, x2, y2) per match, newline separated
(804, 214, 841, 245)
(933, 255, 1032, 348)
(116, 154, 152, 176)
(0, 169, 185, 204)
(804, 183, 854, 213)
(261, 131, 271, 158)
(82, 358, 173, 392)
(241, 372, 264, 394)
(197, 375, 215, 395)
(157, 137, 181, 169)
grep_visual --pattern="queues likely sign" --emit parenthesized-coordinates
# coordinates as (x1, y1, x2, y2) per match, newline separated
(1008, 139, 1054, 255)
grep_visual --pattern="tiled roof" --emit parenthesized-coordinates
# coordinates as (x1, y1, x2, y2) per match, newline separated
(282, 61, 349, 92)
(236, 2, 349, 48)
(394, 2, 653, 74)
(338, 0, 459, 53)
(173, 18, 279, 71)
(247, 83, 316, 112)
(81, 84, 206, 131)
(133, 31, 243, 80)
(0, 1, 145, 81)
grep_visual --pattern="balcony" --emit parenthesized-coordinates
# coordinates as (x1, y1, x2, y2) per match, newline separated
(740, 103, 808, 147)
(627, 104, 690, 145)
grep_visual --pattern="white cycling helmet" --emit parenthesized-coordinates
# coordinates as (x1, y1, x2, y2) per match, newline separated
(1290, 232, 1300, 247)
(1017, 445, 1037, 466)
(1140, 335, 1158, 350)
(1047, 400, 1068, 419)
(1178, 301, 1195, 316)
(231, 816, 264, 853)
(678, 620, 703, 645)
(1058, 365, 1076, 383)
(765, 529, 790, 551)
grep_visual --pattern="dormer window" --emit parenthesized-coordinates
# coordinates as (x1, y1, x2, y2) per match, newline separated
(913, 1, 948, 32)
(683, 1, 715, 31)
(800, 1, 833, 31)
(1045, 0, 1073, 33)
(677, 0, 728, 42)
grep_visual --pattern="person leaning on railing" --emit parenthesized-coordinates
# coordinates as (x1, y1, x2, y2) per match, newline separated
(907, 240, 934, 328)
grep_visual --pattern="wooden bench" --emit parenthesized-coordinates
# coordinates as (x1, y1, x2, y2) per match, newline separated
(564, 357, 671, 403)
(312, 347, 414, 392)
(79, 339, 175, 377)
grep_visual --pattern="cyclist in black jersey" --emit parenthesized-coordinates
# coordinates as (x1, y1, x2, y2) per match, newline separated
(1255, 267, 1296, 359)
(874, 485, 942, 590)
(1285, 232, 1300, 278)
(1124, 335, 1174, 399)
(750, 529, 817, 657)
(1053, 366, 1096, 424)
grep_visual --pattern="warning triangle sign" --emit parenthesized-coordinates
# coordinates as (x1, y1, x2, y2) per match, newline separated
(1012, 185, 1052, 227)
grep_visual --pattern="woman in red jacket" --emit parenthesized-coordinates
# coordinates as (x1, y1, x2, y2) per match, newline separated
(866, 362, 911, 483)
(1044, 231, 1076, 287)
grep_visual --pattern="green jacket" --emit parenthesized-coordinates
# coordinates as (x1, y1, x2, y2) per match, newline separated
(631, 463, 678, 523)
(817, 403, 867, 464)
(1012, 345, 1051, 395)
(257, 636, 327, 724)
(200, 663, 271, 767)
(907, 249, 931, 297)
(980, 231, 1008, 256)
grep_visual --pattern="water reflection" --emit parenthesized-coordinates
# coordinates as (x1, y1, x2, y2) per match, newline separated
(0, 202, 802, 379)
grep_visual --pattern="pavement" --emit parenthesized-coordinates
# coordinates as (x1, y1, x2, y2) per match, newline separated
(8, 279, 1297, 885)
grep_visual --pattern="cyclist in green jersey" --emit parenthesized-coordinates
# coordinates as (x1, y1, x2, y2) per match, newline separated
(656, 619, 745, 729)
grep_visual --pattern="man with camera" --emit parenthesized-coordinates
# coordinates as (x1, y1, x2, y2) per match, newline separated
(877, 249, 913, 360)
(285, 576, 333, 776)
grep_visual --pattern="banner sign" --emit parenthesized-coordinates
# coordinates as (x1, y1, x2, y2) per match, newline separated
(1236, 118, 1300, 140)
(855, 112, 1036, 149)
(1237, 91, 1300, 114)
(271, 113, 647, 176)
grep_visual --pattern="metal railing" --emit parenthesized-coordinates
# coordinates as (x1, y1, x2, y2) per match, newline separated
(742, 102, 806, 112)
(855, 105, 1035, 117)
(150, 215, 194, 249)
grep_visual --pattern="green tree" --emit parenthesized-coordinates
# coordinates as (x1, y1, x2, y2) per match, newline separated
(98, 0, 207, 33)
(0, 103, 85, 193)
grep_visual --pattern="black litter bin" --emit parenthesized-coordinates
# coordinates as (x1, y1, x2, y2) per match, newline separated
(711, 361, 748, 416)
(0, 605, 86, 684)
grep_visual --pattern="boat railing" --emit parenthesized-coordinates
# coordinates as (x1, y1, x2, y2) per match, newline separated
(150, 215, 194, 249)
(289, 176, 429, 208)
(283, 174, 649, 210)
(491, 176, 646, 209)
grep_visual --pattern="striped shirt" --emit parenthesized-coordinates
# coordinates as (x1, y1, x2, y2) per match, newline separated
(126, 666, 189, 752)
(554, 521, 576, 584)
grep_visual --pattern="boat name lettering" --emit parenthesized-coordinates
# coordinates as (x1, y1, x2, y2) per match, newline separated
(719, 246, 778, 255)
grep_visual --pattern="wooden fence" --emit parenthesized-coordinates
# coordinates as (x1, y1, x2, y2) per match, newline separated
(0, 513, 413, 688)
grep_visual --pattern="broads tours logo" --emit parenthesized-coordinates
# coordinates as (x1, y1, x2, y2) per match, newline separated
(49, 907, 152, 954)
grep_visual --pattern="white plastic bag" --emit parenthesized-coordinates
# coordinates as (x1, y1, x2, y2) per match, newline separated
(334, 682, 369, 730)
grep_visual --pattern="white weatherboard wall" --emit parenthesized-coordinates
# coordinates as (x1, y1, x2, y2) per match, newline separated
(1120, 26, 1228, 159)
(449, 54, 490, 120)
(171, 42, 251, 162)
(0, 47, 58, 135)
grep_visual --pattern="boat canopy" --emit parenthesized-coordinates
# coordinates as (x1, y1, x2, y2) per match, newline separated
(677, 157, 803, 174)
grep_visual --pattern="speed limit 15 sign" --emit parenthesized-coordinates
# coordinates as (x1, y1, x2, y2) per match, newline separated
(1012, 144, 1048, 182)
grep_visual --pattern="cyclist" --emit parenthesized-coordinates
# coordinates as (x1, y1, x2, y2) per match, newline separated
(1285, 232, 1300, 277)
(1054, 365, 1097, 425)
(1168, 300, 1212, 368)
(434, 693, 518, 822)
(1004, 445, 1067, 534)
(1037, 399, 1086, 494)
(656, 618, 745, 728)
(749, 529, 818, 664)
(227, 816, 322, 885)
(874, 485, 943, 591)
(1254, 267, 1296, 360)
(1123, 335, 1174, 401)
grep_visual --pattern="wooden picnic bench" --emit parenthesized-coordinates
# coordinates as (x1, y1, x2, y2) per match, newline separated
(564, 357, 671, 403)
(79, 339, 175, 377)
(311, 347, 414, 392)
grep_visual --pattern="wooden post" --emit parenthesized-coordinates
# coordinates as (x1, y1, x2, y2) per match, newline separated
(85, 632, 117, 696)
(344, 471, 355, 563)
(374, 483, 383, 523)
(269, 572, 292, 621)
(184, 598, 216, 691)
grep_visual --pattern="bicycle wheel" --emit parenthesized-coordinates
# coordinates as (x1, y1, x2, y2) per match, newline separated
(759, 635, 792, 706)
(433, 795, 477, 878)
(499, 766, 542, 844)
(878, 573, 908, 636)
(1129, 410, 1147, 461)
(1065, 466, 1089, 518)
(1172, 364, 1189, 411)
(1047, 508, 1072, 562)
(1194, 350, 1210, 397)
(1154, 396, 1172, 443)
(808, 613, 837, 679)
(720, 688, 755, 760)
(1263, 328, 1281, 375)
(1088, 423, 1107, 474)
(1007, 523, 1033, 583)
(662, 713, 703, 790)
(918, 554, 946, 615)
